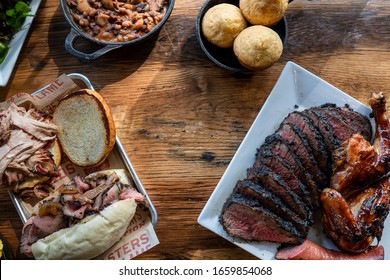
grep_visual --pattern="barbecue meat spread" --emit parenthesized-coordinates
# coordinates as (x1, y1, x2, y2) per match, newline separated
(220, 103, 372, 245)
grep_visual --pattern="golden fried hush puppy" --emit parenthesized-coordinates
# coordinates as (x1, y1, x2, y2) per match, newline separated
(240, 0, 288, 26)
(202, 4, 247, 48)
(233, 25, 283, 70)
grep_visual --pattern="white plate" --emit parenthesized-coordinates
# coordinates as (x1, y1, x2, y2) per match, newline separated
(197, 61, 389, 260)
(0, 0, 42, 87)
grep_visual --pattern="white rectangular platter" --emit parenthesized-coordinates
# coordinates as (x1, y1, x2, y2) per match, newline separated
(197, 61, 389, 260)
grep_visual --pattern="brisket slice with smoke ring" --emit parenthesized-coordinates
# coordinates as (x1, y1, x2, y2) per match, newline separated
(276, 122, 328, 189)
(322, 104, 373, 141)
(251, 164, 310, 221)
(220, 194, 305, 244)
(312, 107, 356, 144)
(247, 152, 318, 210)
(234, 179, 312, 237)
(300, 109, 341, 154)
(256, 134, 320, 206)
(282, 111, 330, 176)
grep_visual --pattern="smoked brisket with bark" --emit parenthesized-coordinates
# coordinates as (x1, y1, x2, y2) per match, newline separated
(233, 179, 312, 237)
(220, 104, 372, 245)
(221, 193, 305, 244)
(282, 111, 330, 176)
(248, 152, 317, 209)
(276, 122, 328, 188)
(321, 103, 372, 141)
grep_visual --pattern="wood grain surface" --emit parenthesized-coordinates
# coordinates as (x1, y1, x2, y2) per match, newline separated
(1, 0, 390, 260)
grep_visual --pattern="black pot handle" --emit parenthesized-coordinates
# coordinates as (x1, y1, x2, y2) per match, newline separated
(65, 29, 122, 61)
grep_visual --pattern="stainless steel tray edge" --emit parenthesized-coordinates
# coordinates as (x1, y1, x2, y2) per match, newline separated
(114, 135, 158, 227)
(8, 73, 158, 227)
(8, 190, 29, 224)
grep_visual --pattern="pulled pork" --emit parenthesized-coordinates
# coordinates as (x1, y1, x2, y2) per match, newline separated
(0, 104, 58, 187)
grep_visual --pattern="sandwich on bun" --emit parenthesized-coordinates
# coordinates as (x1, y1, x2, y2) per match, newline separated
(20, 169, 146, 260)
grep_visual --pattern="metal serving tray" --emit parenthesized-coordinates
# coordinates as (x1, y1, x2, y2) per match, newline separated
(8, 73, 157, 226)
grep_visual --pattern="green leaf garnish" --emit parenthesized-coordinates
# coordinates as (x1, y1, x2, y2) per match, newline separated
(0, 1, 34, 65)
(5, 1, 34, 29)
(0, 42, 10, 64)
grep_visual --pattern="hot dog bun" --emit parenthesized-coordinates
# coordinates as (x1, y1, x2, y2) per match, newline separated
(31, 198, 137, 260)
(53, 89, 116, 167)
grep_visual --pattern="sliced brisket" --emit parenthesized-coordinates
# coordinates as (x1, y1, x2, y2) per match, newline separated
(300, 108, 341, 153)
(220, 103, 373, 246)
(320, 103, 373, 141)
(257, 134, 319, 201)
(221, 193, 304, 244)
(282, 111, 330, 175)
(341, 106, 372, 140)
(312, 107, 356, 144)
(234, 179, 312, 236)
(248, 152, 319, 209)
(276, 122, 328, 188)
(250, 164, 310, 220)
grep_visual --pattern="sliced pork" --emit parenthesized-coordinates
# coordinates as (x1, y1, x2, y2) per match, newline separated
(8, 105, 57, 142)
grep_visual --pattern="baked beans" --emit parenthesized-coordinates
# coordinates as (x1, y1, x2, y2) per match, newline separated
(66, 0, 168, 43)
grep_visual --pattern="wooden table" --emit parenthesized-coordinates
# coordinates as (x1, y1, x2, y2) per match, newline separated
(1, 0, 390, 260)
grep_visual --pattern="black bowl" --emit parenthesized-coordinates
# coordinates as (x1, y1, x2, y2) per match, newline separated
(196, 0, 288, 73)
(60, 0, 175, 61)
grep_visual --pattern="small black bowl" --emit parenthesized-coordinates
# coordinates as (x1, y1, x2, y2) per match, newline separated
(196, 0, 288, 73)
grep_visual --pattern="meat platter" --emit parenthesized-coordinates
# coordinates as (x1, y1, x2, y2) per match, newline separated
(7, 73, 158, 227)
(197, 61, 390, 260)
